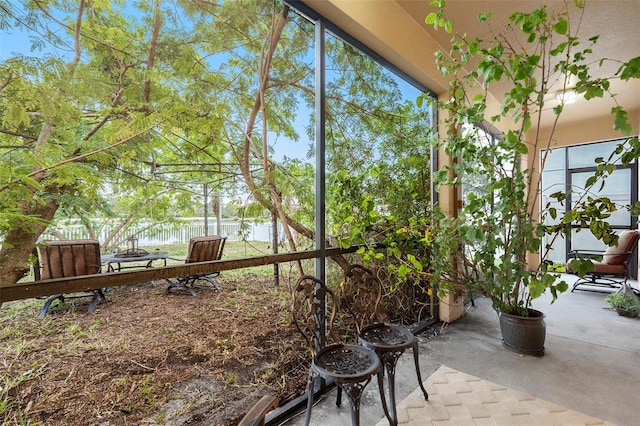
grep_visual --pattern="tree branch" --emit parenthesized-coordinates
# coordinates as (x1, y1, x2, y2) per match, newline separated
(144, 1, 163, 103)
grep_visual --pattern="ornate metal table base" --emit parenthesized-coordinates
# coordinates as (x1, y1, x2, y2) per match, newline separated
(304, 343, 384, 426)
(359, 323, 428, 426)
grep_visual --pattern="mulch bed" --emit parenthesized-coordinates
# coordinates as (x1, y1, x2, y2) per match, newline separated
(1, 275, 309, 425)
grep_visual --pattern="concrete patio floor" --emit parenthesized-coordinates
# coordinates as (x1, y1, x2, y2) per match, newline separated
(279, 275, 640, 426)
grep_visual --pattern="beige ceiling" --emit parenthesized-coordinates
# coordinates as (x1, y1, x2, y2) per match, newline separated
(299, 0, 640, 132)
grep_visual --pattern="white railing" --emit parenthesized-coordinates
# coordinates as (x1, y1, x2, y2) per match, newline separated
(49, 219, 279, 247)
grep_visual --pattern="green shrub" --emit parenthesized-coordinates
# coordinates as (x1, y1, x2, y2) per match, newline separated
(604, 293, 640, 315)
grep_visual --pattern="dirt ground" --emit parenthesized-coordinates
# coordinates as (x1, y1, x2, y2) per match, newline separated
(1, 275, 309, 425)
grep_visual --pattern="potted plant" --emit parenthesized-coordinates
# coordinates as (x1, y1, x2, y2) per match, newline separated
(604, 293, 640, 318)
(423, 1, 639, 355)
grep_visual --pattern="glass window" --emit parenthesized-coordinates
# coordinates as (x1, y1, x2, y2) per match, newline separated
(568, 140, 623, 169)
(541, 139, 637, 264)
(540, 150, 567, 263)
(541, 148, 565, 172)
(541, 170, 566, 226)
(569, 229, 629, 253)
(544, 234, 567, 265)
(570, 169, 632, 227)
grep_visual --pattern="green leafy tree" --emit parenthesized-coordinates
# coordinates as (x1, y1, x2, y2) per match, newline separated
(424, 0, 639, 316)
(1, 0, 434, 289)
(0, 1, 234, 283)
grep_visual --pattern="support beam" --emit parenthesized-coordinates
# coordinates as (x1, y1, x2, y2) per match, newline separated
(0, 246, 360, 304)
(314, 19, 327, 351)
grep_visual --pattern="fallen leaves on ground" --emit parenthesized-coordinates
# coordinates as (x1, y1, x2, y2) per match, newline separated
(1, 275, 309, 425)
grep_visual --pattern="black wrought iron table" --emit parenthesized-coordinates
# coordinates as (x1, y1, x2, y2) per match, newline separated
(102, 250, 169, 272)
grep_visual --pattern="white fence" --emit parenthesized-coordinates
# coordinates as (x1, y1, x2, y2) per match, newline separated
(52, 219, 279, 247)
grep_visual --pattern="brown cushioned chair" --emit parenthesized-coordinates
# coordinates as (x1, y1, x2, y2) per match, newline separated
(166, 235, 226, 296)
(37, 239, 105, 317)
(567, 230, 639, 293)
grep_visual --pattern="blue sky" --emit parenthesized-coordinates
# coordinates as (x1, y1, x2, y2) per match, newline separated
(1, 29, 37, 60)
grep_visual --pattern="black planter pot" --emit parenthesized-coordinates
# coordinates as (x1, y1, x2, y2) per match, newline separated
(615, 307, 639, 318)
(499, 308, 546, 356)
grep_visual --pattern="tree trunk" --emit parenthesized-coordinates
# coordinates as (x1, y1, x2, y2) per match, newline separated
(0, 193, 61, 285)
(236, 4, 351, 275)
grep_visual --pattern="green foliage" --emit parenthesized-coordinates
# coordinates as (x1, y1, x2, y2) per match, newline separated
(425, 1, 639, 316)
(0, 2, 207, 247)
(2, 0, 435, 290)
(330, 160, 435, 323)
(0, 1, 304, 280)
(604, 293, 640, 315)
